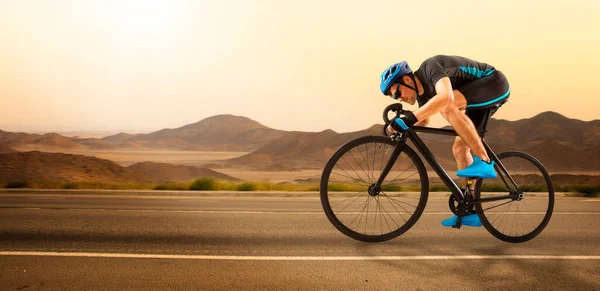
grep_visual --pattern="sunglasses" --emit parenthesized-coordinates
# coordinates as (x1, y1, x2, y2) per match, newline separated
(389, 83, 402, 100)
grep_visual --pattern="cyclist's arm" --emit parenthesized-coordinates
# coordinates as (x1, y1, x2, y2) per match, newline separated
(413, 77, 454, 122)
(414, 117, 430, 127)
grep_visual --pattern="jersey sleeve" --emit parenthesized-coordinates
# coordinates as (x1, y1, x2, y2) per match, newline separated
(419, 56, 448, 86)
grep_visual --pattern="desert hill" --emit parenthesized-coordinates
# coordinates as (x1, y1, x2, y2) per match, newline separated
(0, 151, 237, 183)
(125, 115, 287, 151)
(0, 130, 82, 150)
(128, 161, 239, 182)
(485, 112, 600, 148)
(228, 125, 384, 168)
(0, 145, 17, 154)
(226, 112, 599, 172)
(1, 111, 598, 172)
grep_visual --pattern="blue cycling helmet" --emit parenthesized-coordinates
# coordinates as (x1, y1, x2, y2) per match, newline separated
(380, 61, 413, 95)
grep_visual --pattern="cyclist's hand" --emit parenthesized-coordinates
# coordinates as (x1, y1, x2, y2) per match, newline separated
(389, 111, 418, 133)
(387, 124, 398, 134)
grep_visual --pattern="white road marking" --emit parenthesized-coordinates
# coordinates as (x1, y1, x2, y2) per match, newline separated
(1, 208, 598, 215)
(1, 251, 599, 261)
(25, 197, 66, 200)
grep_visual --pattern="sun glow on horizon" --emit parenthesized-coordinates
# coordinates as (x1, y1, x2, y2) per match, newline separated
(0, 0, 598, 133)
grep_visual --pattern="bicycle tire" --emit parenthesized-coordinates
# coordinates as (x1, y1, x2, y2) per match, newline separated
(475, 151, 554, 243)
(320, 135, 429, 242)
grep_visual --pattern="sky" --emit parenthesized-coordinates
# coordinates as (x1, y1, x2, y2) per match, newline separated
(0, 0, 598, 134)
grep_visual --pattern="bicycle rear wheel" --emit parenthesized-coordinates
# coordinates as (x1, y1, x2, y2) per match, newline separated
(475, 151, 554, 243)
(320, 135, 429, 242)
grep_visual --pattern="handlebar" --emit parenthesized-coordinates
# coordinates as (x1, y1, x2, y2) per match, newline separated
(382, 103, 405, 136)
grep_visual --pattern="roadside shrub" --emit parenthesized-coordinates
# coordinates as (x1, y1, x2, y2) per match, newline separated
(63, 182, 79, 189)
(327, 183, 348, 192)
(5, 181, 29, 188)
(575, 186, 600, 197)
(237, 182, 257, 191)
(189, 178, 218, 190)
(555, 185, 600, 197)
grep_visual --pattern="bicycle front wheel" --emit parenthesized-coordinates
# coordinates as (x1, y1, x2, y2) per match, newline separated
(320, 135, 429, 242)
(475, 151, 554, 243)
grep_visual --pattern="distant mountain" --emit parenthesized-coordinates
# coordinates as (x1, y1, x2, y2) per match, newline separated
(128, 162, 239, 182)
(524, 140, 599, 172)
(0, 151, 238, 183)
(228, 125, 383, 169)
(106, 115, 287, 151)
(0, 130, 82, 150)
(102, 132, 136, 142)
(485, 112, 600, 148)
(226, 112, 600, 172)
(1, 111, 598, 172)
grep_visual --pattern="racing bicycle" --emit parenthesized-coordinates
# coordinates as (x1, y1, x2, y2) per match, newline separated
(320, 103, 554, 243)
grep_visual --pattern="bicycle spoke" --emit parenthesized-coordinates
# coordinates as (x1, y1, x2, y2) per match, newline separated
(373, 196, 378, 235)
(382, 158, 414, 184)
(348, 148, 373, 185)
(334, 191, 366, 216)
(330, 190, 367, 208)
(372, 143, 378, 186)
(381, 191, 417, 208)
(381, 192, 414, 213)
(380, 144, 387, 176)
(330, 169, 369, 189)
(499, 202, 513, 234)
(521, 176, 544, 192)
(377, 197, 402, 229)
(349, 195, 371, 230)
(489, 201, 512, 226)
(521, 198, 541, 232)
(357, 144, 374, 183)
(340, 156, 370, 187)
(387, 170, 420, 186)
(482, 199, 513, 212)
(380, 192, 411, 222)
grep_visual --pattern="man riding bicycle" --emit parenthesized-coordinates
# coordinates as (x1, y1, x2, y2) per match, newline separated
(380, 55, 511, 227)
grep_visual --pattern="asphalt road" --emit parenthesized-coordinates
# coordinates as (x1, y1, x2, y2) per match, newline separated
(0, 191, 599, 290)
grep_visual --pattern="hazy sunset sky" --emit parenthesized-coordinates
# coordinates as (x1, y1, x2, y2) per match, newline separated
(0, 0, 598, 134)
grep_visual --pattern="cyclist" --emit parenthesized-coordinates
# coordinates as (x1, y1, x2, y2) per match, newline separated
(380, 55, 510, 227)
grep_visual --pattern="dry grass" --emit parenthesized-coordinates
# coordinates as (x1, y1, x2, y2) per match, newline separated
(3, 179, 599, 196)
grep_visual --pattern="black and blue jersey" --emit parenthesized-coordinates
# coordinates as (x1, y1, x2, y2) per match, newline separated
(414, 55, 510, 109)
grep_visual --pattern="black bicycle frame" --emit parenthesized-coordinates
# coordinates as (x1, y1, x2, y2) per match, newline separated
(374, 126, 517, 205)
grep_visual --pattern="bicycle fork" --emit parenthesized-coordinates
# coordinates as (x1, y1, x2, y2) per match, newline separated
(368, 135, 406, 197)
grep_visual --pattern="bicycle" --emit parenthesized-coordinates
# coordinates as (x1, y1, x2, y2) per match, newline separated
(320, 103, 554, 243)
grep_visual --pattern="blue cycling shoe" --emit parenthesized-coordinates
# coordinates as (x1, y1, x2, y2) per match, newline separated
(456, 156, 497, 178)
(441, 214, 482, 227)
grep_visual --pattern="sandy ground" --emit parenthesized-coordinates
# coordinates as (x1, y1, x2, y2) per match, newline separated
(13, 148, 249, 166)
(216, 169, 323, 183)
(11, 148, 600, 184)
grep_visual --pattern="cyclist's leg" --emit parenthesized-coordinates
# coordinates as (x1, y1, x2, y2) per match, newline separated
(452, 136, 472, 189)
(451, 70, 510, 164)
(440, 93, 490, 162)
